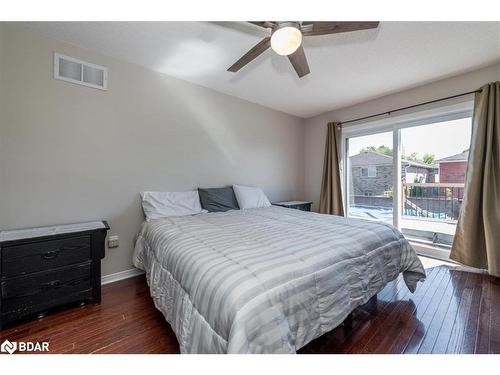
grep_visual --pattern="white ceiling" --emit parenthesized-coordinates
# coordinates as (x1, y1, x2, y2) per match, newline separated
(24, 21, 500, 118)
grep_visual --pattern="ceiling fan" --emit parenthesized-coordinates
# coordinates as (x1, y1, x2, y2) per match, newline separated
(227, 21, 380, 78)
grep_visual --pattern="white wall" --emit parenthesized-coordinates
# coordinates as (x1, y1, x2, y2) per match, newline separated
(0, 24, 304, 276)
(303, 62, 500, 211)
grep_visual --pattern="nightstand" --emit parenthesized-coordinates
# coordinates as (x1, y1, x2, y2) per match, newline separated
(273, 201, 313, 212)
(0, 221, 109, 329)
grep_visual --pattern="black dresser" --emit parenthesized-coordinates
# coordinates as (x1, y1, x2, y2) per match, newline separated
(0, 221, 109, 329)
(273, 201, 313, 212)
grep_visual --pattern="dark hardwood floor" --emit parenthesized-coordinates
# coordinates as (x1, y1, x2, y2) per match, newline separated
(1, 265, 499, 354)
(0, 276, 180, 354)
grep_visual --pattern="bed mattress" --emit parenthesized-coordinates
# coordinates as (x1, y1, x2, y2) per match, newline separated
(133, 206, 425, 353)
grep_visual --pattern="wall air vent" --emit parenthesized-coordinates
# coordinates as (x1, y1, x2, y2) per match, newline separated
(54, 53, 108, 90)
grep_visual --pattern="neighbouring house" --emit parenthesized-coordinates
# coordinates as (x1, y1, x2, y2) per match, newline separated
(349, 151, 438, 197)
(349, 150, 466, 219)
(436, 150, 469, 183)
(436, 150, 469, 199)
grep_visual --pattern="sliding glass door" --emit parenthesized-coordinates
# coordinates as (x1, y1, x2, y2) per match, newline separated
(399, 117, 471, 247)
(343, 108, 472, 255)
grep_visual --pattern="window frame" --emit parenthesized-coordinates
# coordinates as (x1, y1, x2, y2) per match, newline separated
(340, 98, 474, 230)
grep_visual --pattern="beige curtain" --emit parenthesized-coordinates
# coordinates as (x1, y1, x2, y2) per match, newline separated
(319, 122, 344, 216)
(450, 81, 500, 277)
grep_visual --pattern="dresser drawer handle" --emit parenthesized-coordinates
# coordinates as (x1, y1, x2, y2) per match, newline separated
(42, 250, 60, 260)
(41, 280, 61, 289)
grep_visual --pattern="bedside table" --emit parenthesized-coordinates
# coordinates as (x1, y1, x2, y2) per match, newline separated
(0, 221, 109, 329)
(273, 201, 313, 212)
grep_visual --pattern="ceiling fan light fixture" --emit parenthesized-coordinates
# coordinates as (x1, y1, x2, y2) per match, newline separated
(230, 21, 380, 77)
(270, 23, 302, 56)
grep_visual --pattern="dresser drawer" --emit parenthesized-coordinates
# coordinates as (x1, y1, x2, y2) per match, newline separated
(0, 221, 108, 329)
(1, 235, 91, 278)
(1, 263, 93, 321)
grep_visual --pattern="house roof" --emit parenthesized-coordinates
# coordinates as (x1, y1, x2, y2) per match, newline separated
(350, 151, 393, 166)
(350, 151, 438, 169)
(403, 159, 439, 169)
(436, 150, 469, 163)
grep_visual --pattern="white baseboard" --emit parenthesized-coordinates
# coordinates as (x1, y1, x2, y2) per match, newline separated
(101, 268, 145, 285)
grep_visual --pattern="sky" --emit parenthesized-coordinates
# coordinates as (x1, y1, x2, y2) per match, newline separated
(348, 117, 472, 160)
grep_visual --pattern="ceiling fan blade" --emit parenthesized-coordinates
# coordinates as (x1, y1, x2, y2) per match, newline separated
(248, 21, 275, 29)
(227, 37, 271, 72)
(301, 21, 379, 36)
(288, 45, 310, 78)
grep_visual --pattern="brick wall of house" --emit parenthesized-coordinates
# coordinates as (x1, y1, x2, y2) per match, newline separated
(439, 161, 467, 183)
(351, 165, 393, 196)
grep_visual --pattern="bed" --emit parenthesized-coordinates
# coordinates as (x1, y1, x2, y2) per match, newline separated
(133, 205, 425, 353)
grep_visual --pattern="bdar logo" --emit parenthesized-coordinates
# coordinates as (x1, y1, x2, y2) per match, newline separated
(1, 339, 49, 354)
(1, 339, 17, 354)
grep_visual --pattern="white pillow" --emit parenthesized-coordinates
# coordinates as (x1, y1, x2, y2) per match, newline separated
(232, 184, 271, 209)
(140, 191, 207, 220)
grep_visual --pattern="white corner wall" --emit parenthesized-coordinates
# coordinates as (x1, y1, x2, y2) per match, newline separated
(0, 24, 305, 276)
(303, 62, 500, 211)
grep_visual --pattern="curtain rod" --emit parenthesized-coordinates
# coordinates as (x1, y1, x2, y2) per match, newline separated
(338, 89, 482, 127)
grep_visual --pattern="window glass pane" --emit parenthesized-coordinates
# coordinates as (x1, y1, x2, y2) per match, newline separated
(347, 131, 393, 224)
(400, 117, 472, 248)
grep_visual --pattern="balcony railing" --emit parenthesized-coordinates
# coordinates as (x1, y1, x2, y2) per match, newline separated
(402, 182, 465, 222)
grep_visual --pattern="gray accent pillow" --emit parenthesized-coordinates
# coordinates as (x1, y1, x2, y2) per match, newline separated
(198, 187, 240, 213)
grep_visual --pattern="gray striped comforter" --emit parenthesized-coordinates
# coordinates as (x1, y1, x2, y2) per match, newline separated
(133, 206, 425, 353)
